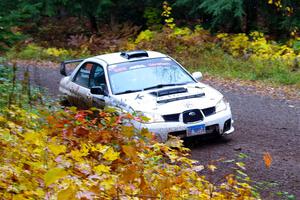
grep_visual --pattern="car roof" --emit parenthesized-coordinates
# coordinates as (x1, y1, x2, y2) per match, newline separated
(92, 50, 167, 65)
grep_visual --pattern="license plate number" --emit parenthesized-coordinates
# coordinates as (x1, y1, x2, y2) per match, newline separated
(187, 124, 206, 136)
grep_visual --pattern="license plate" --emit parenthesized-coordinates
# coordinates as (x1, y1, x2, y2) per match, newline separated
(187, 124, 206, 137)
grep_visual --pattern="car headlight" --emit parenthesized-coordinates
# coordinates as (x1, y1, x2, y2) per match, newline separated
(215, 97, 228, 113)
(142, 112, 165, 123)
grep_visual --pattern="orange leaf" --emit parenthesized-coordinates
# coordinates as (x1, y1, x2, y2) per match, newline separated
(47, 116, 55, 124)
(121, 165, 139, 182)
(98, 130, 112, 142)
(75, 111, 86, 122)
(122, 145, 138, 161)
(263, 152, 272, 168)
(139, 175, 147, 190)
(122, 126, 134, 138)
(75, 126, 89, 136)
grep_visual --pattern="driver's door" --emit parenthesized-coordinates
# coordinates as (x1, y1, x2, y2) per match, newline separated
(89, 63, 108, 108)
(70, 62, 93, 108)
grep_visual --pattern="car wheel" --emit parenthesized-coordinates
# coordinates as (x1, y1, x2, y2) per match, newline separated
(211, 131, 223, 139)
(60, 96, 71, 107)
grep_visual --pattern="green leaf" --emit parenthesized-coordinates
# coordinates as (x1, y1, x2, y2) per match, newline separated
(292, 40, 300, 52)
(236, 162, 246, 170)
(287, 195, 296, 200)
(238, 153, 248, 159)
(236, 169, 248, 177)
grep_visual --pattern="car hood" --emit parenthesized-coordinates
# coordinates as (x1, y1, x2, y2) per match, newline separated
(110, 82, 223, 115)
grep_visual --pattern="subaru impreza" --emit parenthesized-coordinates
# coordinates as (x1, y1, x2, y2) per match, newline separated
(59, 50, 234, 142)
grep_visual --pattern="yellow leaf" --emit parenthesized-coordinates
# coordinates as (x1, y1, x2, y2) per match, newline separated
(44, 168, 68, 186)
(167, 152, 178, 163)
(227, 175, 237, 186)
(80, 143, 90, 156)
(57, 185, 76, 200)
(0, 131, 16, 142)
(103, 147, 119, 161)
(34, 189, 45, 197)
(263, 152, 272, 168)
(13, 194, 27, 200)
(24, 132, 36, 142)
(0, 115, 6, 122)
(94, 164, 110, 174)
(91, 144, 108, 153)
(24, 131, 43, 146)
(48, 144, 66, 156)
(207, 164, 217, 172)
(100, 178, 115, 190)
(70, 150, 83, 161)
(7, 121, 17, 129)
(165, 136, 183, 148)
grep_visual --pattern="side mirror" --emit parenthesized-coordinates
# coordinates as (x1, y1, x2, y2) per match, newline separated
(90, 86, 107, 96)
(60, 62, 67, 76)
(192, 72, 203, 82)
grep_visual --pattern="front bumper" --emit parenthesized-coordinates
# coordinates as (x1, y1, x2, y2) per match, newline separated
(135, 106, 234, 142)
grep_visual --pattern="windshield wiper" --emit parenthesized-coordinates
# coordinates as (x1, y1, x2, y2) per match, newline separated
(143, 83, 186, 91)
(115, 89, 142, 95)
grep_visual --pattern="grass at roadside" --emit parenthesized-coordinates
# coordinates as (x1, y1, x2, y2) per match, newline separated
(0, 64, 50, 111)
(173, 47, 300, 88)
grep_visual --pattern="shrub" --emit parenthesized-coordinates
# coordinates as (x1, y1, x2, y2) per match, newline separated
(217, 31, 300, 65)
(9, 44, 46, 60)
(6, 44, 85, 61)
(135, 30, 155, 44)
(44, 47, 77, 60)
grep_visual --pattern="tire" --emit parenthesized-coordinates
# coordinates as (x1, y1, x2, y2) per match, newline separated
(59, 96, 71, 107)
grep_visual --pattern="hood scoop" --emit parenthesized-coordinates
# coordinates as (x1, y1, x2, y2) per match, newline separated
(150, 87, 187, 97)
(156, 93, 205, 104)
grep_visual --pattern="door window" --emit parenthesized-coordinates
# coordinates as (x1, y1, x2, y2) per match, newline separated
(73, 63, 93, 88)
(90, 64, 107, 89)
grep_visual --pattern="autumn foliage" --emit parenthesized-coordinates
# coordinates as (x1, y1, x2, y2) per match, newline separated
(0, 103, 260, 200)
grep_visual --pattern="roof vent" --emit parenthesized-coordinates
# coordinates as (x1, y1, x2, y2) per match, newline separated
(120, 50, 148, 59)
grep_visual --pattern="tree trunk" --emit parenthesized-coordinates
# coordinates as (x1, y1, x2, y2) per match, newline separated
(88, 14, 98, 33)
(110, 12, 117, 32)
(244, 0, 258, 33)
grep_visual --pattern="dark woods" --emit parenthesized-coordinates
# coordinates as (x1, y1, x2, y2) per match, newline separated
(0, 0, 299, 50)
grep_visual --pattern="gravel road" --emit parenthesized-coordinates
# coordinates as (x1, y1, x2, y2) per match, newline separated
(16, 63, 300, 199)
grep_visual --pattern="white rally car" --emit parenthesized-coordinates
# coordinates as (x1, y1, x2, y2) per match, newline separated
(59, 50, 234, 142)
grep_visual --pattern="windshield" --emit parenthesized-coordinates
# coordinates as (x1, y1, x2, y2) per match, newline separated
(108, 57, 195, 94)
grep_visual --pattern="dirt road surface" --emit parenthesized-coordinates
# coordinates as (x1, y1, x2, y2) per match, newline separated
(16, 62, 300, 199)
